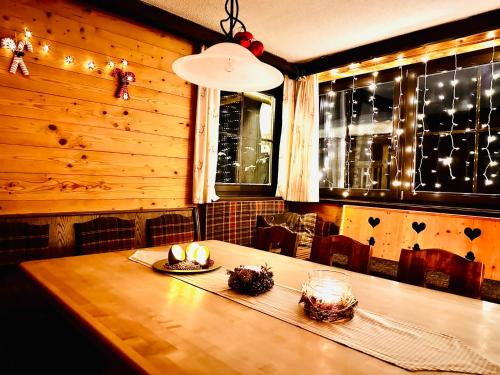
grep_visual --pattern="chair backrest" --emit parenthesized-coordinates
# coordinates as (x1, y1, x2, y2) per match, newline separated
(0, 222, 49, 265)
(254, 226, 299, 257)
(74, 217, 135, 255)
(146, 213, 195, 247)
(310, 235, 372, 274)
(397, 248, 485, 298)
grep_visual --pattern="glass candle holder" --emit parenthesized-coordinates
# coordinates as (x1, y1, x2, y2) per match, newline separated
(300, 270, 358, 322)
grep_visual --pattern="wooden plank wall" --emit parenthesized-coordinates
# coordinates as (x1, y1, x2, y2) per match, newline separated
(341, 205, 500, 280)
(0, 0, 196, 215)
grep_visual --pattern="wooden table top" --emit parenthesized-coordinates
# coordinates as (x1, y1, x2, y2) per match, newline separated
(21, 240, 500, 375)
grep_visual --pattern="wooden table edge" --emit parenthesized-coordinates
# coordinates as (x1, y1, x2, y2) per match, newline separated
(20, 260, 165, 375)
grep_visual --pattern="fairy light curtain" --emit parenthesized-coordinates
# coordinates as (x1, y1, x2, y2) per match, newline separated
(319, 76, 395, 197)
(192, 84, 221, 204)
(276, 74, 320, 202)
(414, 48, 499, 194)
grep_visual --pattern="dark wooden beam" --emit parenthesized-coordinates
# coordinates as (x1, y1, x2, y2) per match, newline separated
(298, 9, 500, 75)
(79, 0, 296, 76)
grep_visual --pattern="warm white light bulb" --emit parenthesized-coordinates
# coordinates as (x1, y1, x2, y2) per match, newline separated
(64, 56, 74, 65)
(438, 95, 445, 100)
(42, 44, 50, 53)
(342, 191, 349, 197)
(87, 60, 96, 70)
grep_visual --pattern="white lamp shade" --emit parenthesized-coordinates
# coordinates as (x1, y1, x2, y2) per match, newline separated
(172, 42, 284, 92)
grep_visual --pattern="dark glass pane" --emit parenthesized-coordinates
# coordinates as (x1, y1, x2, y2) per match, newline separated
(417, 66, 478, 133)
(414, 133, 475, 193)
(216, 92, 274, 185)
(477, 131, 500, 194)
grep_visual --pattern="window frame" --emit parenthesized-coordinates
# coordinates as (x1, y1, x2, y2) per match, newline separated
(215, 85, 283, 198)
(319, 49, 500, 209)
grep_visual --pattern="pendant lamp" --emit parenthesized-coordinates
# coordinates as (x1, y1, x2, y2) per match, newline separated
(172, 0, 284, 92)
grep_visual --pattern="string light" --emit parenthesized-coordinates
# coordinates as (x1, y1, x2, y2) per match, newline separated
(392, 66, 403, 187)
(41, 43, 50, 53)
(86, 60, 96, 70)
(344, 75, 357, 197)
(445, 51, 459, 181)
(106, 60, 115, 69)
(364, 72, 378, 195)
(414, 59, 429, 191)
(24, 27, 32, 39)
(64, 55, 74, 65)
(482, 43, 496, 186)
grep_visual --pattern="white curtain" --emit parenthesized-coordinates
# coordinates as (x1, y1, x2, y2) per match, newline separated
(192, 86, 220, 204)
(276, 74, 319, 202)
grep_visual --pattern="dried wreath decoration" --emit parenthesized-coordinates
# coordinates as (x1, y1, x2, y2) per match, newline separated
(227, 264, 274, 296)
(1, 37, 33, 75)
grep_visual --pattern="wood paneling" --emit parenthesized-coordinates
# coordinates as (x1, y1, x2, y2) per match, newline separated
(286, 202, 343, 224)
(341, 205, 500, 280)
(0, 0, 196, 215)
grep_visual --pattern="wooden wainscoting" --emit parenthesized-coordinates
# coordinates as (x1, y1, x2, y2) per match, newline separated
(341, 205, 500, 281)
(0, 0, 196, 215)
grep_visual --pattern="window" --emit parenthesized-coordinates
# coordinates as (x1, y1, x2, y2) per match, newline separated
(319, 75, 396, 198)
(216, 90, 281, 196)
(320, 51, 499, 208)
(414, 62, 499, 195)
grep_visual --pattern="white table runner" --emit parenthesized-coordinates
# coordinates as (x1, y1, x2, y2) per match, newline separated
(129, 250, 499, 374)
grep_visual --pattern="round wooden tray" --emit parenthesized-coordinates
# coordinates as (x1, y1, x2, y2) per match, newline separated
(152, 259, 221, 274)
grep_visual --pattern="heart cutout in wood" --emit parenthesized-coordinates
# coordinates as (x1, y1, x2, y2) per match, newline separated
(368, 236, 376, 246)
(412, 222, 426, 234)
(465, 251, 476, 261)
(464, 227, 481, 241)
(368, 217, 380, 228)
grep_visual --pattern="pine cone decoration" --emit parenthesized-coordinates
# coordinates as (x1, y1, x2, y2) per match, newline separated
(227, 265, 274, 296)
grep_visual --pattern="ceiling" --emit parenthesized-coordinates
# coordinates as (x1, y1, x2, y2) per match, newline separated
(142, 0, 500, 63)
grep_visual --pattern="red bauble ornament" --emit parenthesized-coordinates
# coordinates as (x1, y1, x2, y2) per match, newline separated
(239, 39, 251, 48)
(249, 40, 264, 57)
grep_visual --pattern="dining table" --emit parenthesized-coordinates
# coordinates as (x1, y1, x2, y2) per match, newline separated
(21, 240, 500, 375)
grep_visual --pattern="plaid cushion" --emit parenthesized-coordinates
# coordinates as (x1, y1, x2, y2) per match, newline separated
(314, 218, 340, 237)
(294, 213, 317, 247)
(74, 217, 135, 255)
(146, 214, 194, 247)
(204, 200, 285, 247)
(0, 222, 49, 265)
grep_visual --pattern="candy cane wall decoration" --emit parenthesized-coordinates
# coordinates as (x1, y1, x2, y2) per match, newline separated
(112, 67, 136, 100)
(1, 37, 33, 76)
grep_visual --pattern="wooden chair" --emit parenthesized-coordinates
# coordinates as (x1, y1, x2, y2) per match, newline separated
(0, 222, 49, 266)
(310, 235, 372, 274)
(74, 217, 135, 255)
(146, 213, 196, 247)
(254, 226, 299, 257)
(397, 248, 485, 299)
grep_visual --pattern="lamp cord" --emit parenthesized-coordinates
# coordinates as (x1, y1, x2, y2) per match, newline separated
(220, 0, 247, 39)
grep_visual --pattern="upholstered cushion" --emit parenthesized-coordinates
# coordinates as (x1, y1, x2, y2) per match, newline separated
(0, 222, 49, 265)
(146, 214, 194, 247)
(295, 213, 317, 247)
(74, 217, 135, 255)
